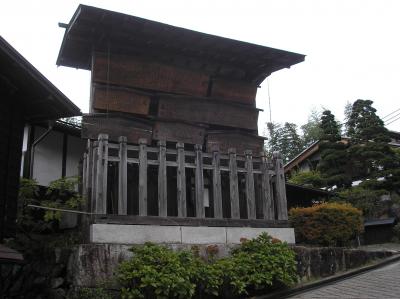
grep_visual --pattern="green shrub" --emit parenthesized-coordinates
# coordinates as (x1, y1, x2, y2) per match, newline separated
(212, 233, 298, 296)
(288, 170, 326, 188)
(289, 202, 363, 246)
(117, 243, 198, 298)
(117, 233, 297, 298)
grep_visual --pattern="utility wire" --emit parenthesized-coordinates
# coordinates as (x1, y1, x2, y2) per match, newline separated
(384, 112, 400, 123)
(386, 116, 400, 126)
(382, 108, 400, 120)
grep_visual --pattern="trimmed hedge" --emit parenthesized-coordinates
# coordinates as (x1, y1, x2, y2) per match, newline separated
(289, 202, 363, 246)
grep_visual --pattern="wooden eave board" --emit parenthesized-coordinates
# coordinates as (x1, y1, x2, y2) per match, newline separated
(57, 5, 305, 84)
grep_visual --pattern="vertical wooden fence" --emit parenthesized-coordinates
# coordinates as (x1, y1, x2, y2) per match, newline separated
(83, 134, 288, 221)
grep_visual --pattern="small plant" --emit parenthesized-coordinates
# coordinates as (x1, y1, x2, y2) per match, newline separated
(117, 233, 298, 298)
(289, 202, 363, 246)
(117, 243, 198, 298)
(42, 176, 84, 222)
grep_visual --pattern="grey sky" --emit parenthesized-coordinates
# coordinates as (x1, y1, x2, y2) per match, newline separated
(1, 0, 399, 134)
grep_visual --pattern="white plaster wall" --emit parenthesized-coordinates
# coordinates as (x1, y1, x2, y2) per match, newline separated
(66, 135, 86, 177)
(32, 127, 63, 186)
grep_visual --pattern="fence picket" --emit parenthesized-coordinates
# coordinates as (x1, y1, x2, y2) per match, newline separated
(229, 148, 240, 219)
(138, 138, 148, 216)
(158, 141, 167, 217)
(176, 142, 187, 217)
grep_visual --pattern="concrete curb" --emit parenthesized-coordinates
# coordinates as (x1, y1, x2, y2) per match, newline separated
(252, 253, 400, 299)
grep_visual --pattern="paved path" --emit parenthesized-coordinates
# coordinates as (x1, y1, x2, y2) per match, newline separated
(289, 261, 400, 299)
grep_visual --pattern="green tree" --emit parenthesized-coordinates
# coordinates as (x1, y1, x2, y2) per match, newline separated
(301, 109, 323, 146)
(317, 110, 351, 188)
(346, 99, 398, 183)
(265, 122, 281, 154)
(279, 122, 304, 163)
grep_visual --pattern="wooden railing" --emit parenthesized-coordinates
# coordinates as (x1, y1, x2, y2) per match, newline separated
(82, 134, 288, 222)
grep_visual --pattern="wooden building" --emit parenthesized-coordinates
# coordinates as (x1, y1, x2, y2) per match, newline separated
(57, 5, 305, 244)
(0, 36, 80, 241)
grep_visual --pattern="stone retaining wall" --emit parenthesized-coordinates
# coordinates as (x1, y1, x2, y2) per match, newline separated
(1, 244, 395, 298)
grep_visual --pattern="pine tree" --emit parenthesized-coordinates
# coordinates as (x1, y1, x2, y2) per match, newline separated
(346, 99, 400, 188)
(317, 110, 351, 188)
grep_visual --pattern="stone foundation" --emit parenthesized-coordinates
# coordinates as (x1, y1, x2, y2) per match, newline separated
(90, 224, 296, 245)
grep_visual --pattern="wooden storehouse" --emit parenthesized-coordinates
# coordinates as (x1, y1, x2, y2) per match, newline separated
(57, 5, 305, 244)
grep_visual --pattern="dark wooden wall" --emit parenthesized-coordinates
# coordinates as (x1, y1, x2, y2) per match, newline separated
(83, 51, 265, 152)
(0, 99, 24, 240)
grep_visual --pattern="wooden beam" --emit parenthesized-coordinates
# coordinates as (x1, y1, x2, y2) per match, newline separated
(195, 144, 205, 218)
(158, 140, 167, 217)
(153, 121, 205, 145)
(118, 136, 128, 215)
(157, 95, 259, 130)
(261, 153, 274, 220)
(274, 152, 288, 220)
(92, 83, 150, 115)
(176, 142, 187, 217)
(92, 52, 209, 97)
(229, 148, 240, 219)
(211, 78, 257, 105)
(245, 150, 256, 219)
(138, 138, 148, 216)
(212, 147, 223, 219)
(82, 114, 152, 144)
(94, 215, 290, 228)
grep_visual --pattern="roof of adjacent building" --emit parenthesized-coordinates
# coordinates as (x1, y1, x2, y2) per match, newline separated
(57, 5, 305, 85)
(364, 218, 397, 227)
(0, 36, 81, 121)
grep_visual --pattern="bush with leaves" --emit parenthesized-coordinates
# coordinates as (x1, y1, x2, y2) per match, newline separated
(289, 202, 363, 246)
(212, 233, 297, 297)
(117, 233, 297, 298)
(41, 176, 84, 222)
(288, 170, 326, 188)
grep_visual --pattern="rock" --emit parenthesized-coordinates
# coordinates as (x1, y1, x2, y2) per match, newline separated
(51, 277, 64, 289)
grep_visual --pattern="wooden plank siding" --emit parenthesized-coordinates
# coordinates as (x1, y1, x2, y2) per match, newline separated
(153, 121, 206, 145)
(211, 78, 258, 106)
(157, 95, 260, 130)
(92, 83, 150, 115)
(206, 131, 265, 154)
(82, 114, 152, 144)
(92, 52, 209, 97)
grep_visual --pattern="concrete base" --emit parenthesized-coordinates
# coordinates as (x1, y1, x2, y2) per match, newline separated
(90, 224, 295, 245)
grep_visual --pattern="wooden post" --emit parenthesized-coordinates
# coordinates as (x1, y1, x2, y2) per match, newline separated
(91, 141, 98, 214)
(229, 148, 240, 219)
(245, 150, 256, 219)
(212, 146, 223, 219)
(176, 142, 186, 217)
(273, 152, 288, 220)
(195, 144, 205, 218)
(82, 152, 87, 198)
(138, 138, 148, 216)
(158, 140, 167, 217)
(86, 140, 93, 212)
(95, 134, 108, 214)
(261, 152, 274, 220)
(118, 136, 128, 215)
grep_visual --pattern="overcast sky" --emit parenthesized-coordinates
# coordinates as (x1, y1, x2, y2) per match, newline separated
(1, 0, 400, 134)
